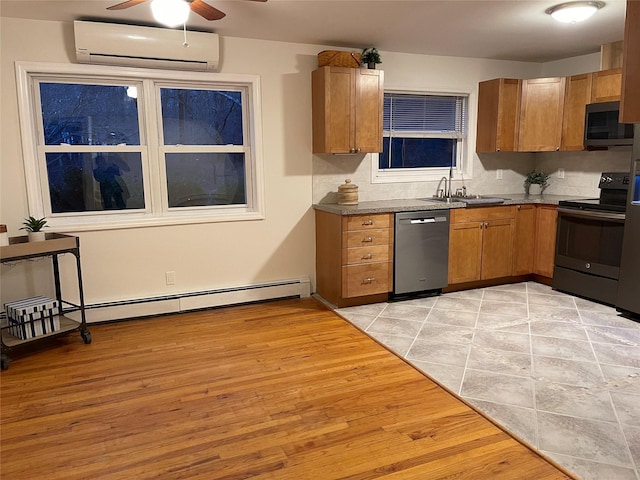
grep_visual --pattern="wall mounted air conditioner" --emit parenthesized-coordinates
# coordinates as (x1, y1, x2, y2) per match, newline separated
(74, 21, 219, 71)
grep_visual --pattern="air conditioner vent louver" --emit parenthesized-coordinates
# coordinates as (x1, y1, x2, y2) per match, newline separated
(74, 21, 219, 71)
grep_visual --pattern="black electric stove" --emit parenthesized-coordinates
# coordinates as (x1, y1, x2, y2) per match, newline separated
(558, 172, 630, 214)
(554, 171, 630, 306)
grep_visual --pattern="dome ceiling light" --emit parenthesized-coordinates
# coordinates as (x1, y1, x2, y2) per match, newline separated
(545, 1, 605, 23)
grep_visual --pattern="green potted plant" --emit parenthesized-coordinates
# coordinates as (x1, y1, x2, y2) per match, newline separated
(20, 216, 48, 242)
(361, 47, 382, 69)
(525, 171, 550, 195)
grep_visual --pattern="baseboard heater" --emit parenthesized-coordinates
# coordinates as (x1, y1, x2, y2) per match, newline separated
(65, 278, 311, 324)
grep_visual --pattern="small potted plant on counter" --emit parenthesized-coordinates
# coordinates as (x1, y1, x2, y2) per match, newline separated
(20, 216, 49, 242)
(361, 47, 382, 69)
(525, 171, 549, 195)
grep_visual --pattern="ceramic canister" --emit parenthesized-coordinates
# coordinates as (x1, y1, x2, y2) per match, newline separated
(338, 179, 358, 205)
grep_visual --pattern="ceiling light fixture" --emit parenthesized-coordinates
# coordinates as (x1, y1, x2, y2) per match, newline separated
(151, 0, 190, 27)
(545, 1, 605, 23)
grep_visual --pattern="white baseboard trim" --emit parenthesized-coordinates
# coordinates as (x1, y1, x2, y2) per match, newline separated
(73, 277, 311, 324)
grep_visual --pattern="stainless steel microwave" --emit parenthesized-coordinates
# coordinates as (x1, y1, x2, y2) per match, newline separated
(584, 101, 634, 148)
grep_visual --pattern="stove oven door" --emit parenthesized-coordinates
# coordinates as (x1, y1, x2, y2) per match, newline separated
(553, 207, 625, 304)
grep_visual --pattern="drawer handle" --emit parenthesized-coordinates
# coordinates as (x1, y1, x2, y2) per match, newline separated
(362, 253, 373, 260)
(362, 220, 374, 226)
(362, 236, 374, 243)
(363, 277, 375, 284)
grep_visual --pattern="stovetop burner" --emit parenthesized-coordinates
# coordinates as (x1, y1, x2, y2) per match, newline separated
(558, 198, 626, 213)
(558, 172, 630, 214)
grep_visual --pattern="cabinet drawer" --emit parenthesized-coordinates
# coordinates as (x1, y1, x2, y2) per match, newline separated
(345, 214, 391, 231)
(343, 245, 390, 265)
(342, 262, 390, 297)
(344, 229, 392, 248)
(451, 206, 516, 223)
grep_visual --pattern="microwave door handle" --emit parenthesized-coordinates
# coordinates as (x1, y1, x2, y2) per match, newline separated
(558, 208, 626, 222)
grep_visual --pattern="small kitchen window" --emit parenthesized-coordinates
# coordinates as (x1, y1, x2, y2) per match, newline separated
(16, 62, 265, 231)
(371, 91, 468, 183)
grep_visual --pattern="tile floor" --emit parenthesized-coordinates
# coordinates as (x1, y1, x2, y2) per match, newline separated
(332, 282, 640, 480)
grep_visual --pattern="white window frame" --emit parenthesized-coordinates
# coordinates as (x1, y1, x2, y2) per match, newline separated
(371, 88, 471, 184)
(16, 62, 265, 231)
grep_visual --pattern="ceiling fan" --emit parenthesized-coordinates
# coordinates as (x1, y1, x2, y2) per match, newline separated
(107, 0, 267, 21)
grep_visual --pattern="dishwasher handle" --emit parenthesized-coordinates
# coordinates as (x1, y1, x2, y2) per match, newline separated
(402, 216, 448, 225)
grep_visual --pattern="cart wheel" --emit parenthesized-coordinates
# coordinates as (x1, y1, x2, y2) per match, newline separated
(1, 354, 11, 371)
(81, 330, 92, 345)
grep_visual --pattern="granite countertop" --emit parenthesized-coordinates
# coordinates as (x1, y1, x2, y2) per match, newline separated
(313, 194, 585, 215)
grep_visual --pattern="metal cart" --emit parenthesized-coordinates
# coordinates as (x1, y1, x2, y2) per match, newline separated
(1, 233, 90, 370)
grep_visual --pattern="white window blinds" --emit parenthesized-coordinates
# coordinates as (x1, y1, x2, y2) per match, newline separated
(383, 93, 467, 138)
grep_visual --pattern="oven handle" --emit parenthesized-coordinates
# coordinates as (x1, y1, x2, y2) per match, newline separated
(558, 207, 626, 221)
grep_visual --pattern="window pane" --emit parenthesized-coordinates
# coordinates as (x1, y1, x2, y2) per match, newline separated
(160, 89, 243, 145)
(46, 152, 145, 213)
(39, 83, 140, 145)
(165, 153, 246, 207)
(379, 137, 456, 169)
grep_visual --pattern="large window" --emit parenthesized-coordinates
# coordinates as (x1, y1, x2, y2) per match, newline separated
(17, 62, 264, 230)
(372, 91, 468, 183)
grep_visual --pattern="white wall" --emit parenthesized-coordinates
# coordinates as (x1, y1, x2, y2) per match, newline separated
(1, 18, 318, 310)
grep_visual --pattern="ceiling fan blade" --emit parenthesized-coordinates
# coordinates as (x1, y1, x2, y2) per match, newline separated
(107, 0, 148, 11)
(189, 0, 226, 21)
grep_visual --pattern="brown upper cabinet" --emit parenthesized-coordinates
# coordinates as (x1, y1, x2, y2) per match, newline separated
(312, 66, 384, 154)
(476, 78, 521, 153)
(591, 68, 622, 103)
(621, 0, 640, 123)
(561, 73, 593, 151)
(477, 67, 624, 154)
(518, 77, 566, 152)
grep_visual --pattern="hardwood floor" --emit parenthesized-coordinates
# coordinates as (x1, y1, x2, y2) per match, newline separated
(1, 297, 576, 479)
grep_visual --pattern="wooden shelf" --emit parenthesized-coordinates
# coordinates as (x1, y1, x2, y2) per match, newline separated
(1, 316, 80, 348)
(1, 233, 78, 261)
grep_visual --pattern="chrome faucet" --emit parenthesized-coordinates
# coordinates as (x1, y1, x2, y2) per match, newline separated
(437, 176, 450, 198)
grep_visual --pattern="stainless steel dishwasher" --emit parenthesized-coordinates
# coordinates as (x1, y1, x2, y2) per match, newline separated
(393, 210, 449, 296)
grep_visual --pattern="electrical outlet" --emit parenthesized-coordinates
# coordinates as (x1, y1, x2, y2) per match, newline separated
(557, 168, 565, 179)
(166, 271, 175, 285)
(496, 169, 503, 180)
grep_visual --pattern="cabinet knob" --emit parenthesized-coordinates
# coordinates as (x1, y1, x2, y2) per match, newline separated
(496, 148, 501, 152)
(556, 147, 560, 151)
(362, 220, 374, 226)
(362, 253, 373, 260)
(485, 222, 489, 227)
(363, 236, 374, 243)
(517, 205, 521, 210)
(363, 277, 375, 284)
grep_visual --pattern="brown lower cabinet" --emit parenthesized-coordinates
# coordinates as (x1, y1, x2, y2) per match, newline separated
(448, 206, 516, 284)
(533, 205, 558, 278)
(315, 210, 393, 307)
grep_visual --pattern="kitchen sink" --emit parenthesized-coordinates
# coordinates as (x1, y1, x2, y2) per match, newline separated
(421, 196, 509, 206)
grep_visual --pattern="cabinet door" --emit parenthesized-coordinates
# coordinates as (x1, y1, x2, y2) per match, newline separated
(518, 77, 566, 152)
(513, 204, 536, 275)
(312, 67, 355, 154)
(533, 206, 558, 278)
(355, 69, 384, 153)
(561, 73, 592, 151)
(620, 0, 640, 123)
(476, 78, 521, 153)
(481, 219, 514, 280)
(448, 222, 483, 284)
(591, 68, 622, 103)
